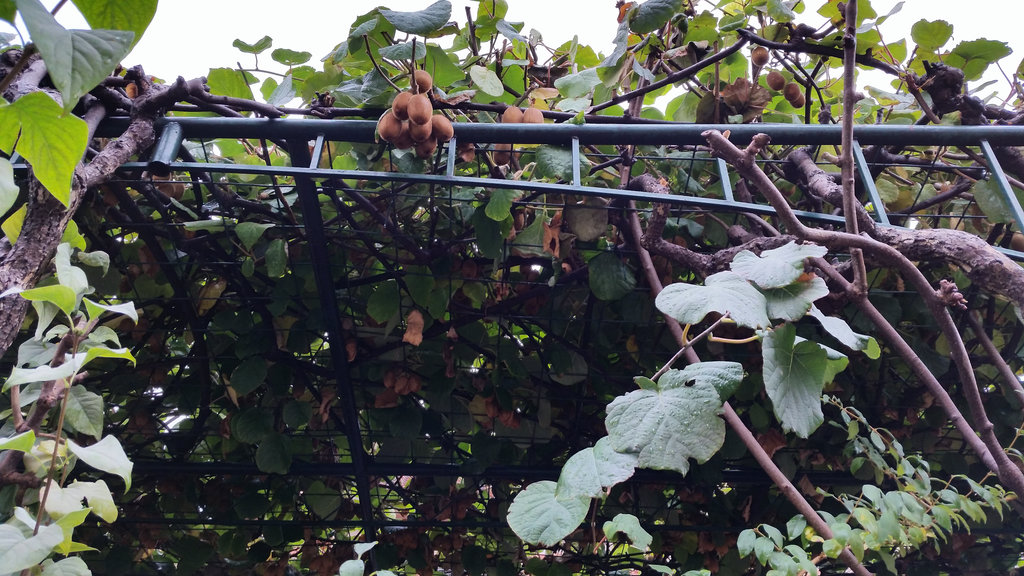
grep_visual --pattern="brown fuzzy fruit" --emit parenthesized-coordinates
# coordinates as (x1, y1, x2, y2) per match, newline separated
(409, 118, 433, 143)
(494, 143, 512, 165)
(415, 138, 438, 159)
(392, 122, 415, 149)
(788, 93, 806, 109)
(766, 70, 786, 91)
(502, 106, 524, 123)
(783, 82, 802, 102)
(407, 94, 433, 125)
(392, 91, 413, 120)
(751, 46, 770, 67)
(413, 70, 433, 94)
(523, 107, 544, 124)
(377, 110, 403, 143)
(431, 115, 454, 142)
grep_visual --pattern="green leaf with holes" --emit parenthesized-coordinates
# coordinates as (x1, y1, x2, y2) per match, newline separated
(70, 0, 157, 48)
(507, 481, 590, 546)
(17, 0, 134, 111)
(656, 271, 770, 329)
(379, 0, 452, 36)
(0, 92, 88, 206)
(605, 362, 742, 475)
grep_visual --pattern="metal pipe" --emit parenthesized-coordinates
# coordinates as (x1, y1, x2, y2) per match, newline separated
(147, 121, 184, 176)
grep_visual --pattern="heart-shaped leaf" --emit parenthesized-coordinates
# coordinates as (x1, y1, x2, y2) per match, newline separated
(556, 436, 638, 499)
(379, 0, 452, 36)
(507, 480, 590, 546)
(656, 271, 770, 329)
(762, 324, 830, 438)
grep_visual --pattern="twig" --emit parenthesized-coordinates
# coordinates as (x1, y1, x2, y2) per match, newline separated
(651, 314, 730, 381)
(365, 35, 402, 92)
(840, 0, 867, 292)
(966, 311, 1024, 413)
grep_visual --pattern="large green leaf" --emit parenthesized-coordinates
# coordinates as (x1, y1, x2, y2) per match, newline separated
(588, 252, 636, 301)
(554, 68, 601, 99)
(70, 0, 157, 48)
(485, 188, 521, 221)
(605, 362, 743, 475)
(603, 513, 653, 550)
(206, 68, 255, 100)
(41, 557, 90, 576)
(0, 92, 88, 206)
(0, 430, 34, 452)
(230, 356, 267, 396)
(233, 35, 272, 55)
(535, 145, 589, 182)
(556, 436, 638, 499)
(807, 306, 880, 358)
(255, 433, 292, 474)
(655, 271, 770, 329)
(304, 480, 341, 520)
(729, 242, 827, 289)
(379, 0, 452, 36)
(761, 324, 829, 438)
(43, 479, 117, 522)
(67, 436, 133, 490)
(0, 523, 64, 574)
(507, 480, 590, 546)
(469, 65, 504, 97)
(629, 0, 682, 34)
(65, 386, 104, 440)
(17, 0, 134, 111)
(947, 39, 1012, 81)
(231, 408, 274, 444)
(910, 19, 953, 51)
(971, 176, 1023, 225)
(762, 276, 828, 321)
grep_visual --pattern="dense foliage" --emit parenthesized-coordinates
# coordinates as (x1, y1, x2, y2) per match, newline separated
(1, 1, 1024, 575)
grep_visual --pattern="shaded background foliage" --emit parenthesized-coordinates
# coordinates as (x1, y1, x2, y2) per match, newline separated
(2, 0, 1024, 575)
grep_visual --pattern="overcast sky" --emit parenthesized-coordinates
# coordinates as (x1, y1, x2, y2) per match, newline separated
(15, 1, 1024, 98)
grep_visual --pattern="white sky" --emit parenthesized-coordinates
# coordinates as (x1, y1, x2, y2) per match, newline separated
(15, 1, 1024, 99)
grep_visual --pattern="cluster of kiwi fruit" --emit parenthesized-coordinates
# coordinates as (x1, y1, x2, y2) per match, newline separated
(752, 46, 806, 109)
(377, 70, 455, 158)
(493, 104, 544, 165)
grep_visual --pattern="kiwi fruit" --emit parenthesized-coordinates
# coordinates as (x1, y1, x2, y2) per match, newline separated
(502, 106, 524, 123)
(392, 91, 413, 120)
(413, 69, 433, 94)
(377, 110, 403, 143)
(788, 93, 806, 109)
(409, 119, 433, 143)
(523, 107, 544, 124)
(431, 115, 454, 142)
(392, 122, 415, 149)
(751, 46, 769, 67)
(494, 143, 512, 165)
(766, 70, 786, 91)
(783, 82, 802, 102)
(415, 137, 438, 159)
(407, 94, 433, 125)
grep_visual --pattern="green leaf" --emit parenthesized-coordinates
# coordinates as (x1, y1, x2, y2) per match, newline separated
(807, 306, 879, 357)
(0, 0, 13, 22)
(507, 481, 590, 546)
(76, 249, 109, 274)
(1, 204, 25, 243)
(235, 222, 273, 251)
(233, 35, 272, 54)
(379, 0, 452, 36)
(256, 433, 292, 474)
(231, 408, 273, 444)
(603, 513, 653, 550)
(588, 252, 636, 301)
(266, 238, 288, 277)
(41, 557, 90, 576)
(556, 437, 638, 499)
(367, 279, 400, 323)
(495, 19, 527, 43)
(206, 68, 255, 100)
(761, 276, 828, 321)
(485, 188, 521, 221)
(378, 40, 427, 61)
(605, 362, 742, 475)
(339, 559, 365, 576)
(762, 324, 828, 438)
(536, 145, 589, 182)
(730, 242, 827, 289)
(70, 0, 157, 48)
(65, 386, 103, 440)
(4, 358, 81, 390)
(554, 68, 601, 99)
(0, 430, 34, 452)
(786, 515, 807, 540)
(752, 535, 774, 565)
(271, 48, 311, 66)
(655, 271, 770, 329)
(0, 157, 18, 218)
(767, 0, 797, 22)
(0, 91, 88, 205)
(81, 345, 135, 369)
(67, 436, 132, 490)
(0, 523, 64, 574)
(469, 65, 504, 97)
(44, 479, 117, 522)
(910, 19, 953, 51)
(18, 284, 78, 316)
(354, 542, 377, 560)
(947, 39, 1012, 81)
(83, 298, 137, 323)
(304, 480, 341, 520)
(971, 177, 1023, 224)
(737, 529, 757, 556)
(424, 44, 465, 87)
(55, 243, 88, 296)
(17, 0, 133, 111)
(230, 356, 267, 396)
(629, 0, 681, 34)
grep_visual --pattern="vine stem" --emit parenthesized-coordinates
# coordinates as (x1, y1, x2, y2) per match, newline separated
(650, 314, 730, 381)
(839, 0, 867, 292)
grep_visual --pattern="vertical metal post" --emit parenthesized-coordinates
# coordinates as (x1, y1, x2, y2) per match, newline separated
(980, 139, 1024, 234)
(287, 139, 379, 551)
(309, 134, 326, 169)
(851, 140, 890, 226)
(446, 137, 457, 178)
(716, 158, 734, 203)
(571, 137, 581, 187)
(148, 122, 184, 176)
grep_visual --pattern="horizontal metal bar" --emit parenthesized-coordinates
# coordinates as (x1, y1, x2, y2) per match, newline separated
(92, 116, 1024, 147)
(118, 160, 848, 226)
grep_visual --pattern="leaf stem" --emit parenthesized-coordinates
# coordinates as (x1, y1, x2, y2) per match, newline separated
(651, 314, 730, 381)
